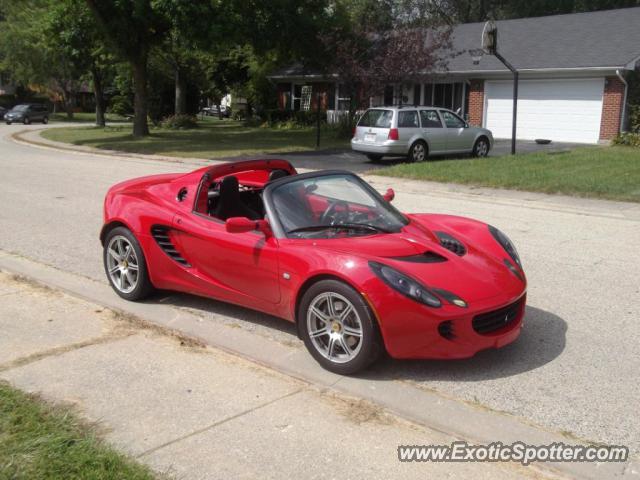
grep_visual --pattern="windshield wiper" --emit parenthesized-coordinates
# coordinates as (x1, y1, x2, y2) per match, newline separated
(287, 223, 391, 234)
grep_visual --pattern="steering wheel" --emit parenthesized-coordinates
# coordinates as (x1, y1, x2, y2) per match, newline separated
(320, 200, 350, 224)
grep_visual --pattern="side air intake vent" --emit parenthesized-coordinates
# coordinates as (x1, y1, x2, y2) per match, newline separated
(390, 251, 447, 263)
(435, 231, 466, 256)
(151, 226, 191, 267)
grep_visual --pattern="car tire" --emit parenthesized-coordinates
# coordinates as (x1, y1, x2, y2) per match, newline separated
(299, 279, 383, 375)
(103, 226, 154, 301)
(407, 141, 428, 163)
(366, 154, 383, 162)
(472, 137, 490, 157)
(23, 117, 30, 125)
(6, 122, 11, 125)
(42, 116, 48, 124)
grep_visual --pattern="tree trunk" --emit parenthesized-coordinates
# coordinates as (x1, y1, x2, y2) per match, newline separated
(91, 67, 106, 127)
(61, 89, 74, 120)
(174, 65, 186, 115)
(132, 57, 150, 137)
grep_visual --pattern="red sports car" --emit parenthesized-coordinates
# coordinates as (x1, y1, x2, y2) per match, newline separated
(101, 159, 526, 374)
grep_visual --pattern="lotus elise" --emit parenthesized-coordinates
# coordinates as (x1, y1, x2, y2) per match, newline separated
(101, 159, 526, 374)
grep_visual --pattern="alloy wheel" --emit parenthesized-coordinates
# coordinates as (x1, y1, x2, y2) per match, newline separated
(412, 142, 426, 162)
(476, 139, 489, 157)
(306, 292, 363, 364)
(106, 235, 140, 294)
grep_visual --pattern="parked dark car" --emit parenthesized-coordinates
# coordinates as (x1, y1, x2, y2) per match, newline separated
(201, 105, 231, 118)
(5, 103, 49, 125)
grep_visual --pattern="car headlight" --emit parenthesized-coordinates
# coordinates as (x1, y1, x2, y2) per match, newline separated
(369, 261, 441, 307)
(489, 225, 521, 268)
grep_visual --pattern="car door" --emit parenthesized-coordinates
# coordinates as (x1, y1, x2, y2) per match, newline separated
(397, 110, 420, 151)
(171, 212, 281, 304)
(441, 110, 476, 152)
(419, 110, 446, 153)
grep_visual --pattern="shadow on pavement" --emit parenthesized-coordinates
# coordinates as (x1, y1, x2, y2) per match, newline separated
(146, 291, 566, 382)
(362, 305, 567, 382)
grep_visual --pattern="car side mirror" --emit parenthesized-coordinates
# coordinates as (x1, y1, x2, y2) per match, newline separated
(383, 188, 395, 202)
(225, 217, 272, 237)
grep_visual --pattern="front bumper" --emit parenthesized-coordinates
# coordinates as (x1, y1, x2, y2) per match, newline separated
(5, 115, 22, 122)
(368, 288, 526, 360)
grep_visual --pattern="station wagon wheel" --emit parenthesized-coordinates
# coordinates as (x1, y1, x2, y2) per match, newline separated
(408, 141, 428, 163)
(103, 226, 154, 301)
(299, 279, 382, 374)
(472, 137, 490, 157)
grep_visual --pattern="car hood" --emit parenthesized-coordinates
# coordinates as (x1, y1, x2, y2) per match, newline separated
(309, 218, 523, 303)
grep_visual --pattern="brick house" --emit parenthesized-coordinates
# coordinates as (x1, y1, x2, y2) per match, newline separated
(270, 7, 640, 144)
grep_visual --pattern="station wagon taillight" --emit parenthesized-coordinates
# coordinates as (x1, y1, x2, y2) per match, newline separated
(388, 128, 399, 141)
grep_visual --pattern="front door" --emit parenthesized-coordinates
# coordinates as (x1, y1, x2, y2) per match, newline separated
(441, 110, 475, 152)
(172, 213, 281, 305)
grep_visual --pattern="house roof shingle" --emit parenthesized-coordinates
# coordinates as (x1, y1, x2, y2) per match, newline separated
(270, 7, 640, 79)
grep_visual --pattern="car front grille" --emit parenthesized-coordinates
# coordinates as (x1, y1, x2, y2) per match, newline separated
(472, 298, 523, 335)
(151, 225, 191, 267)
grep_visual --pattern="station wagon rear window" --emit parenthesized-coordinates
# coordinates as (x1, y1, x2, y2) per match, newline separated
(357, 109, 393, 128)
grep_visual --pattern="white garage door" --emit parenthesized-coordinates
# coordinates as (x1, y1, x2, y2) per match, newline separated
(485, 78, 604, 144)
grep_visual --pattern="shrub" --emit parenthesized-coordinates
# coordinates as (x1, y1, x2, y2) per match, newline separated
(160, 114, 198, 129)
(258, 109, 327, 129)
(108, 95, 132, 116)
(628, 104, 640, 133)
(612, 132, 640, 147)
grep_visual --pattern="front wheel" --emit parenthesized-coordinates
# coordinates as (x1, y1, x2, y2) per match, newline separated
(23, 117, 30, 125)
(299, 280, 382, 375)
(103, 226, 154, 301)
(407, 141, 428, 163)
(472, 137, 490, 157)
(42, 116, 48, 124)
(6, 122, 11, 125)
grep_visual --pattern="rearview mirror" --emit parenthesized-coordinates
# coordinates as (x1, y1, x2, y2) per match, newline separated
(226, 217, 272, 237)
(383, 188, 395, 202)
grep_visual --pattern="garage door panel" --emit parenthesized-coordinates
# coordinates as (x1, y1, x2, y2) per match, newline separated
(485, 79, 604, 143)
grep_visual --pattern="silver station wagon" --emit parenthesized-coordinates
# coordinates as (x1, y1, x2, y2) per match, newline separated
(351, 106, 494, 162)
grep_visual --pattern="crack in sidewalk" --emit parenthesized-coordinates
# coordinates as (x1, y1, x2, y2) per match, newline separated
(0, 332, 135, 372)
(136, 388, 304, 459)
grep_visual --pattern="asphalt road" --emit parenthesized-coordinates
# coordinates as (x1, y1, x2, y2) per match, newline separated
(1, 123, 639, 455)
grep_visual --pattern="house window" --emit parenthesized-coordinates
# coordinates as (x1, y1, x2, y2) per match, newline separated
(337, 84, 351, 111)
(383, 85, 394, 106)
(423, 84, 434, 106)
(413, 84, 421, 106)
(293, 84, 302, 111)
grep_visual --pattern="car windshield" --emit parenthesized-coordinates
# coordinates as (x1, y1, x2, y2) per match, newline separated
(270, 173, 407, 239)
(11, 105, 29, 112)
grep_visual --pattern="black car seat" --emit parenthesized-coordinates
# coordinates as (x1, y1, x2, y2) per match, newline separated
(213, 175, 261, 221)
(268, 169, 290, 182)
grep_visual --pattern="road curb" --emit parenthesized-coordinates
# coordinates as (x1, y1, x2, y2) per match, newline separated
(1, 250, 636, 480)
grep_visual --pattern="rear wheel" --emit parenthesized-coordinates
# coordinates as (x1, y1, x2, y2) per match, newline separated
(103, 226, 154, 301)
(472, 137, 490, 157)
(23, 117, 30, 125)
(366, 154, 383, 162)
(407, 141, 428, 163)
(42, 116, 48, 124)
(299, 279, 382, 375)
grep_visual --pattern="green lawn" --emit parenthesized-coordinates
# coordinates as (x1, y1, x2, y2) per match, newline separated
(49, 112, 131, 123)
(41, 118, 349, 159)
(0, 382, 157, 479)
(373, 146, 640, 202)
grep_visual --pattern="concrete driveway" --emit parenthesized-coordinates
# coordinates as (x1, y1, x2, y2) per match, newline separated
(1, 123, 639, 468)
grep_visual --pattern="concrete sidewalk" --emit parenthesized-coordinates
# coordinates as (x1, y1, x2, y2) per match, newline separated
(0, 271, 543, 480)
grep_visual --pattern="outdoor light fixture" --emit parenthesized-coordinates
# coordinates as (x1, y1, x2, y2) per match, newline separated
(469, 49, 484, 65)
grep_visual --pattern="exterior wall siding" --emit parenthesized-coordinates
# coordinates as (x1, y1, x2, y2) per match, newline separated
(599, 76, 625, 140)
(468, 79, 484, 127)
